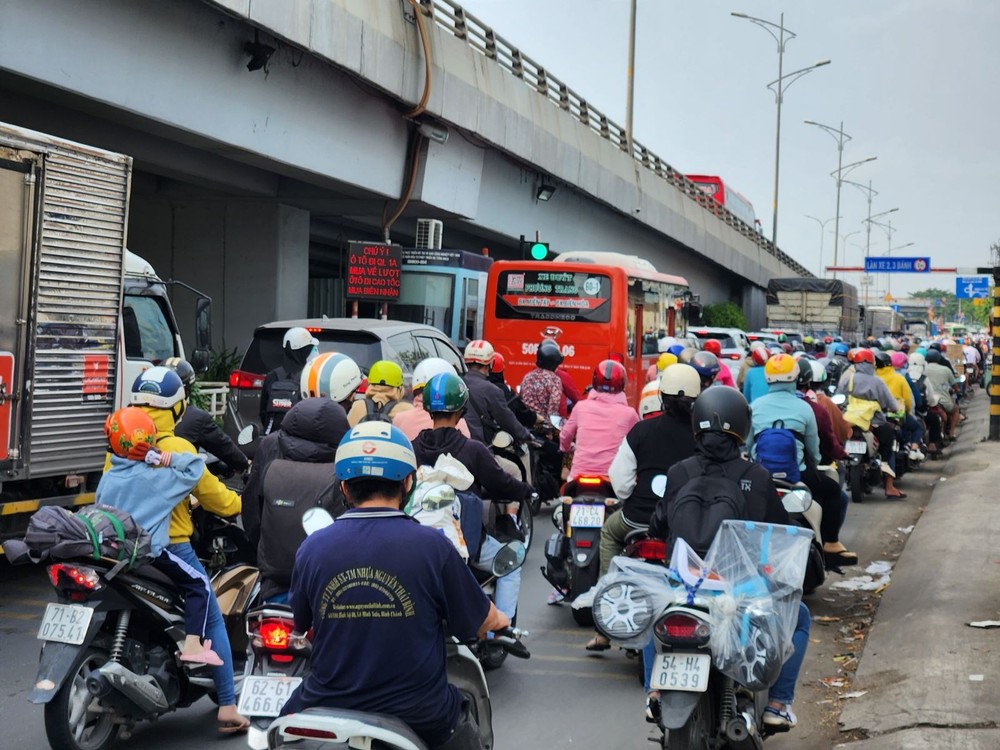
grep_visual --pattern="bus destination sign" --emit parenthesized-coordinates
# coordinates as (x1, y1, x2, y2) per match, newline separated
(347, 242, 403, 300)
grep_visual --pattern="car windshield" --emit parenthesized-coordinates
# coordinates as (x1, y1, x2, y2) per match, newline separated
(694, 332, 737, 349)
(241, 329, 383, 375)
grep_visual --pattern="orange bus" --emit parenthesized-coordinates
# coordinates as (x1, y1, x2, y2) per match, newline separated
(483, 251, 690, 407)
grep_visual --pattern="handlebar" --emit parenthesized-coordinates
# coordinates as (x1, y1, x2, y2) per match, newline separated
(492, 627, 531, 659)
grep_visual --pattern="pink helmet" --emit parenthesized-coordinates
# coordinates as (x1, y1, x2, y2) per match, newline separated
(890, 351, 908, 370)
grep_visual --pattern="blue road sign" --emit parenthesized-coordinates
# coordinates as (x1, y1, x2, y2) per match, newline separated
(956, 275, 990, 299)
(864, 257, 931, 273)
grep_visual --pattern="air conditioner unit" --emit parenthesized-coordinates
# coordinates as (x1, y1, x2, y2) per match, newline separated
(415, 218, 443, 250)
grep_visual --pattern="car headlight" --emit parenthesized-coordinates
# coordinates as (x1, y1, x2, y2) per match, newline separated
(592, 581, 655, 641)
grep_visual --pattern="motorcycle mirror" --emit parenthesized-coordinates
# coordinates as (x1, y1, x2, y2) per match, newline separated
(237, 424, 259, 446)
(958, 375, 967, 383)
(491, 541, 527, 577)
(302, 508, 335, 535)
(650, 474, 667, 498)
(549, 415, 563, 429)
(781, 487, 813, 514)
(419, 485, 456, 512)
(830, 393, 847, 406)
(491, 431, 514, 450)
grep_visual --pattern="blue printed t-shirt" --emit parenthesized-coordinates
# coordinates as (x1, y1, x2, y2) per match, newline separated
(285, 507, 490, 746)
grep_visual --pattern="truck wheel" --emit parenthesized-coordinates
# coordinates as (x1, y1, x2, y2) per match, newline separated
(44, 648, 120, 750)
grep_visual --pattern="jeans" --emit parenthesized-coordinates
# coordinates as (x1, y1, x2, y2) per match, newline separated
(902, 414, 923, 447)
(166, 541, 236, 706)
(642, 640, 657, 692)
(472, 535, 520, 621)
(769, 602, 811, 704)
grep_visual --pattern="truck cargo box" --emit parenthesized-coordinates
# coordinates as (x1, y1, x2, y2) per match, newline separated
(766, 278, 859, 338)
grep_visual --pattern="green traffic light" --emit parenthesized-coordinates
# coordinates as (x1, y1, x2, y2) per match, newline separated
(530, 242, 548, 261)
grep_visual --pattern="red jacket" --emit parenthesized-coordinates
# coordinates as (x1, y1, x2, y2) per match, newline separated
(555, 367, 583, 417)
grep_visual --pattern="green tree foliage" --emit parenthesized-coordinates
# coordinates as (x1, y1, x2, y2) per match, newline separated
(701, 301, 748, 330)
(910, 288, 989, 328)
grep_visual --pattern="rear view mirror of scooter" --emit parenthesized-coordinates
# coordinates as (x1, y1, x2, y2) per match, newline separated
(491, 540, 527, 577)
(302, 507, 335, 536)
(831, 393, 847, 406)
(781, 487, 813, 514)
(238, 424, 259, 446)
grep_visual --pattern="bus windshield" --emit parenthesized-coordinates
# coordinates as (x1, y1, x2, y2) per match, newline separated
(493, 269, 612, 323)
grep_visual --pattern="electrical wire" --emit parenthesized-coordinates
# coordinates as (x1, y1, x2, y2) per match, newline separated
(381, 131, 426, 242)
(404, 0, 433, 119)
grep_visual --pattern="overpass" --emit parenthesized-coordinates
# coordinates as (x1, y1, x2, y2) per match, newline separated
(0, 0, 809, 349)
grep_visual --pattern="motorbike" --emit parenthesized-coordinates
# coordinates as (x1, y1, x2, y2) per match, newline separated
(542, 475, 618, 626)
(26, 543, 259, 750)
(245, 508, 530, 750)
(486, 430, 536, 551)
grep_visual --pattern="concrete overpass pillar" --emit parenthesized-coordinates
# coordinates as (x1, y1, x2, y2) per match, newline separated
(129, 198, 310, 354)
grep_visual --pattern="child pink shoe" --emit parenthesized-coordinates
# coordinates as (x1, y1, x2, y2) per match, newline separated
(179, 639, 224, 666)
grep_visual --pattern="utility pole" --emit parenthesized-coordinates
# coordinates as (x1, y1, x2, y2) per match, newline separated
(625, 0, 637, 154)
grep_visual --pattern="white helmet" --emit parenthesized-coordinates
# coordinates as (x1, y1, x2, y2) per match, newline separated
(300, 352, 363, 403)
(412, 357, 457, 391)
(283, 326, 318, 351)
(659, 363, 701, 398)
(639, 380, 662, 418)
(464, 339, 495, 365)
(907, 351, 926, 381)
(808, 360, 827, 384)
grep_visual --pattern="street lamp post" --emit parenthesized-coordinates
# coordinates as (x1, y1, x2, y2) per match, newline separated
(625, 0, 637, 153)
(844, 178, 878, 271)
(863, 207, 898, 297)
(884, 240, 915, 297)
(804, 119, 875, 277)
(732, 11, 830, 247)
(804, 214, 838, 275)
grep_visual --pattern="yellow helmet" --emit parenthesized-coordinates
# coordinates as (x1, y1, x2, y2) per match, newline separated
(656, 353, 678, 372)
(367, 360, 404, 388)
(764, 353, 798, 384)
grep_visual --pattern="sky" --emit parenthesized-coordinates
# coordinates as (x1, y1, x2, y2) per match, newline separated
(457, 0, 1000, 300)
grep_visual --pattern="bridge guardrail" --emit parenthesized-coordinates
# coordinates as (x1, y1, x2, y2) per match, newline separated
(419, 0, 812, 278)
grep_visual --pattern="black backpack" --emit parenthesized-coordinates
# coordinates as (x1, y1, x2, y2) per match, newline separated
(263, 367, 301, 434)
(360, 399, 396, 424)
(667, 456, 753, 557)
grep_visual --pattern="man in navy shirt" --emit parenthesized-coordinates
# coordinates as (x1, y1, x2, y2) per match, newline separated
(284, 421, 508, 749)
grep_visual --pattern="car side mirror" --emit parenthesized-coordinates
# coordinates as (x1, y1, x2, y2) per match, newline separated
(191, 347, 210, 375)
(195, 297, 212, 351)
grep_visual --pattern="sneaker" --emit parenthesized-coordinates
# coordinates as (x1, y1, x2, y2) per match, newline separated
(908, 449, 924, 462)
(546, 588, 566, 605)
(762, 704, 797, 731)
(645, 693, 661, 724)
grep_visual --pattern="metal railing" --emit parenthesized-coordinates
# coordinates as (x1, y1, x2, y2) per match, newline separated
(419, 0, 812, 278)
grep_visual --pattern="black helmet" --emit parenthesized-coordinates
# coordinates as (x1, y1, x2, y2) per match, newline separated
(164, 357, 196, 388)
(925, 348, 943, 364)
(796, 359, 813, 388)
(928, 342, 943, 352)
(691, 387, 751, 444)
(873, 350, 892, 369)
(536, 341, 564, 370)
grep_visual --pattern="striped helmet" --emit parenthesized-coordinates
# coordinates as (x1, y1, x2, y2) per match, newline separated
(300, 352, 363, 402)
(335, 422, 417, 482)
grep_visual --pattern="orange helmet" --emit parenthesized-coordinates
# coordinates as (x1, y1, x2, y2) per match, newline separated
(491, 352, 506, 374)
(853, 348, 875, 365)
(104, 407, 157, 458)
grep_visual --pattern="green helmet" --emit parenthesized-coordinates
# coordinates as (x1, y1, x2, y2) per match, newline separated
(777, 333, 787, 343)
(422, 373, 469, 413)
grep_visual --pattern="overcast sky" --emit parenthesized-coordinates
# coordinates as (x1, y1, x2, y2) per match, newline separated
(458, 0, 1000, 299)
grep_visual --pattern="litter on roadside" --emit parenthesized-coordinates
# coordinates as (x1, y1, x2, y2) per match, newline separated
(967, 621, 1000, 629)
(970, 674, 985, 682)
(814, 615, 841, 623)
(819, 677, 847, 689)
(897, 525, 914, 534)
(840, 690, 868, 699)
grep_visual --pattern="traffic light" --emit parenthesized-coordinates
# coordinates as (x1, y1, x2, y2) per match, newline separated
(529, 242, 550, 261)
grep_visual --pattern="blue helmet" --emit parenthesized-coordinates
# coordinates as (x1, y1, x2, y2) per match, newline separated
(131, 366, 186, 410)
(667, 344, 686, 357)
(832, 343, 849, 356)
(335, 422, 417, 483)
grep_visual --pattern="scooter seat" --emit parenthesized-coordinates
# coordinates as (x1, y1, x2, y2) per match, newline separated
(124, 563, 176, 587)
(276, 708, 428, 749)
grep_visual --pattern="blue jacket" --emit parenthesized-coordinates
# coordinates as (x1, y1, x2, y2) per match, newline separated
(96, 453, 205, 555)
(746, 381, 820, 471)
(742, 366, 770, 404)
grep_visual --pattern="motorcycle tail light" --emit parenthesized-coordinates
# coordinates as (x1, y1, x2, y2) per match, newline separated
(250, 616, 311, 653)
(259, 620, 290, 650)
(285, 727, 339, 740)
(574, 539, 593, 548)
(577, 476, 603, 486)
(654, 612, 711, 646)
(630, 539, 666, 562)
(47, 563, 103, 597)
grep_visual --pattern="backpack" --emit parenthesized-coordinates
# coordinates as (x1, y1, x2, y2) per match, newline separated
(361, 398, 396, 424)
(752, 420, 803, 483)
(667, 456, 753, 557)
(263, 367, 301, 434)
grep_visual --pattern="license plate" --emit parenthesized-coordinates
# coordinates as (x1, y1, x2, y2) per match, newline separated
(37, 603, 94, 645)
(651, 652, 711, 692)
(845, 440, 867, 455)
(569, 504, 605, 528)
(238, 675, 303, 718)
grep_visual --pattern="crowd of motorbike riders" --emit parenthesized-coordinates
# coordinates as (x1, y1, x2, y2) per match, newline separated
(94, 323, 985, 748)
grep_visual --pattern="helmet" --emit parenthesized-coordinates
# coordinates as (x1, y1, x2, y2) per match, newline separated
(464, 339, 495, 365)
(809, 360, 827, 385)
(656, 352, 678, 371)
(803, 335, 814, 346)
(832, 343, 849, 356)
(692, 387, 751, 443)
(928, 342, 943, 352)
(781, 343, 792, 354)
(791, 341, 805, 353)
(873, 350, 892, 369)
(925, 348, 943, 364)
(690, 351, 720, 383)
(412, 357, 457, 391)
(679, 347, 698, 364)
(131, 366, 186, 410)
(764, 353, 798, 384)
(335, 422, 417, 483)
(422, 373, 469, 413)
(667, 344, 686, 357)
(890, 351, 908, 370)
(301, 352, 364, 401)
(368, 360, 403, 388)
(824, 336, 833, 344)
(908, 352, 926, 367)
(593, 360, 627, 393)
(536, 341, 564, 370)
(702, 339, 722, 356)
(659, 363, 701, 398)
(491, 352, 506, 374)
(776, 333, 788, 343)
(639, 381, 662, 419)
(751, 347, 770, 366)
(853, 348, 875, 365)
(283, 326, 318, 351)
(104, 407, 157, 458)
(164, 357, 196, 388)
(796, 359, 813, 388)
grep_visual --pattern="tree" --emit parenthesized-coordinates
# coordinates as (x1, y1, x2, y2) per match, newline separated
(910, 287, 989, 328)
(701, 301, 747, 330)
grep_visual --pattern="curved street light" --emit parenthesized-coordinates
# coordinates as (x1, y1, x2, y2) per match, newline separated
(805, 214, 838, 276)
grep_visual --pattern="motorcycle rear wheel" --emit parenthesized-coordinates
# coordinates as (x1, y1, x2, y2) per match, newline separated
(44, 647, 121, 750)
(849, 465, 864, 503)
(664, 691, 715, 750)
(569, 561, 599, 626)
(518, 501, 534, 551)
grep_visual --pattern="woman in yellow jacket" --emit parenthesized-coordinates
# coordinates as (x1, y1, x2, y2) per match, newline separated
(875, 351, 923, 461)
(116, 367, 248, 733)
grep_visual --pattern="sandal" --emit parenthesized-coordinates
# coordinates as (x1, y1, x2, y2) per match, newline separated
(885, 491, 907, 499)
(585, 634, 611, 652)
(179, 639, 224, 666)
(218, 718, 250, 735)
(824, 548, 859, 567)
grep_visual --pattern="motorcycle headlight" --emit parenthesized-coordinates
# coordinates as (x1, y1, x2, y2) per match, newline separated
(592, 581, 655, 641)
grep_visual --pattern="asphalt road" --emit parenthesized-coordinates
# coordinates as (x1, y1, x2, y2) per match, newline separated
(1, 412, 967, 748)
